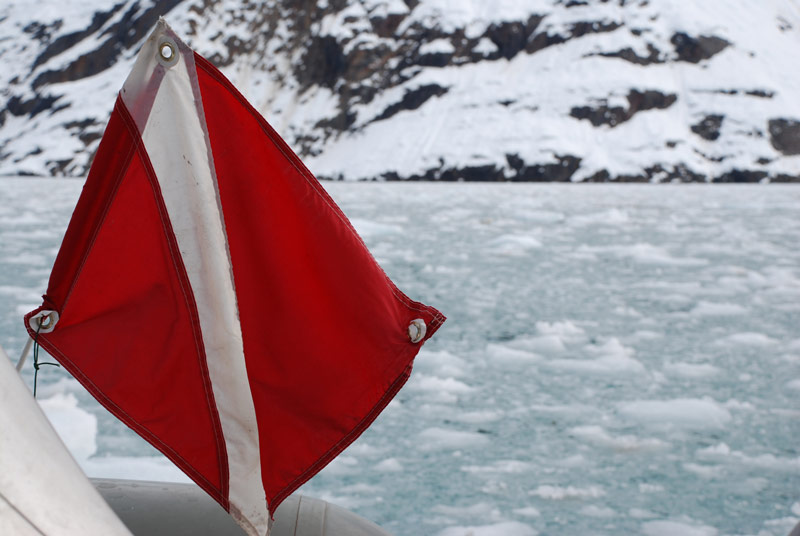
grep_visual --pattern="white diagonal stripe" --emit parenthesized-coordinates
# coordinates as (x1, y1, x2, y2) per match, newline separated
(121, 21, 268, 536)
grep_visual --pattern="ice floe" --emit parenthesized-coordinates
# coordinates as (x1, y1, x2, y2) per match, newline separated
(641, 519, 718, 536)
(436, 521, 537, 536)
(529, 485, 606, 500)
(617, 398, 732, 429)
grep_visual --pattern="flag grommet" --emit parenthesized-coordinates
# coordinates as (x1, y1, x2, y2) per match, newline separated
(29, 310, 59, 334)
(157, 38, 178, 67)
(408, 319, 427, 343)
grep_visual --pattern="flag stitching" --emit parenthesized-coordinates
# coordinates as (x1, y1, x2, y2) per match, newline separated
(117, 97, 232, 508)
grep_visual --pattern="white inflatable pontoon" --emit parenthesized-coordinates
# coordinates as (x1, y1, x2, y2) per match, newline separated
(0, 345, 390, 536)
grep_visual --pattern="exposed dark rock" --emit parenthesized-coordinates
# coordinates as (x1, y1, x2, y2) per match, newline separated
(527, 20, 622, 55)
(691, 114, 724, 141)
(570, 103, 627, 127)
(314, 109, 356, 133)
(646, 163, 704, 182)
(505, 153, 525, 173)
(32, 6, 121, 69)
(379, 154, 580, 182)
(440, 164, 505, 182)
(417, 49, 453, 67)
(596, 43, 664, 65)
(772, 173, 800, 183)
(297, 35, 347, 89)
(510, 154, 582, 181)
(745, 89, 774, 98)
(23, 19, 64, 46)
(768, 118, 800, 155)
(370, 12, 406, 38)
(671, 32, 730, 63)
(487, 17, 543, 60)
(713, 169, 767, 183)
(32, 0, 182, 89)
(584, 164, 705, 182)
(571, 89, 676, 127)
(64, 118, 102, 146)
(699, 88, 774, 98)
(6, 94, 62, 118)
(374, 84, 448, 122)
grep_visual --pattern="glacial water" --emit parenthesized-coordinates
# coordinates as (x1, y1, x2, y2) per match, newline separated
(1, 179, 798, 536)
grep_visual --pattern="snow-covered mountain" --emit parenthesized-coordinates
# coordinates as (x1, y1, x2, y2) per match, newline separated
(2, 0, 800, 181)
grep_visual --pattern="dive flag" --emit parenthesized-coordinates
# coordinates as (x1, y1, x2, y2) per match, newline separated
(24, 19, 444, 536)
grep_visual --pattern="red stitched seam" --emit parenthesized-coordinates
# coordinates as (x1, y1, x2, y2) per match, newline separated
(269, 361, 415, 513)
(33, 335, 226, 505)
(193, 54, 445, 321)
(60, 98, 135, 312)
(116, 100, 232, 509)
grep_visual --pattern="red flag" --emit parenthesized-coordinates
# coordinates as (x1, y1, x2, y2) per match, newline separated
(25, 20, 444, 536)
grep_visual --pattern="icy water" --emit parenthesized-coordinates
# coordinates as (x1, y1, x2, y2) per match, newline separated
(1, 179, 798, 536)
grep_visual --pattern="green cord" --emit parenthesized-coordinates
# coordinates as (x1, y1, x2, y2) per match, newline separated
(32, 320, 60, 398)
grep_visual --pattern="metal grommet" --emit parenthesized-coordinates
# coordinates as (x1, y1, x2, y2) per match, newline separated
(156, 37, 179, 67)
(30, 310, 59, 333)
(408, 319, 427, 343)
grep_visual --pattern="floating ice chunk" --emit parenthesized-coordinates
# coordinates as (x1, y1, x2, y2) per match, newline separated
(486, 343, 542, 364)
(347, 218, 402, 237)
(696, 443, 800, 471)
(373, 458, 403, 472)
(318, 455, 359, 476)
(683, 463, 724, 479)
(664, 362, 720, 379)
(547, 338, 644, 375)
(410, 374, 474, 395)
(529, 403, 599, 416)
(608, 243, 708, 266)
(487, 234, 542, 256)
(723, 399, 755, 411)
(448, 410, 503, 424)
(630, 508, 658, 519)
(638, 483, 664, 493)
(461, 460, 534, 474)
(418, 427, 490, 450)
(38, 392, 97, 462)
(82, 455, 191, 482)
(432, 502, 500, 518)
(570, 425, 667, 452)
(511, 335, 567, 355)
(513, 506, 541, 517)
(642, 520, 718, 536)
(580, 505, 616, 518)
(570, 208, 629, 226)
(716, 332, 778, 346)
(786, 379, 800, 391)
(630, 330, 664, 341)
(547, 354, 645, 375)
(529, 485, 605, 500)
(618, 397, 732, 429)
(690, 301, 748, 316)
(535, 321, 586, 344)
(437, 521, 537, 536)
(417, 349, 470, 378)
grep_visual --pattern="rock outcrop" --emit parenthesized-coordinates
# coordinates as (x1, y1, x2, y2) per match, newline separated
(1, 0, 798, 182)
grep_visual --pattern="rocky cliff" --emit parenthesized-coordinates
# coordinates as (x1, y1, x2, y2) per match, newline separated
(1, 0, 799, 181)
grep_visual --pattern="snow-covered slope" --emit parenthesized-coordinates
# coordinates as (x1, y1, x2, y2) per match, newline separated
(2, 0, 800, 181)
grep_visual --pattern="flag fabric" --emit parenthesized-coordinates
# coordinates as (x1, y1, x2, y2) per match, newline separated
(24, 19, 444, 536)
